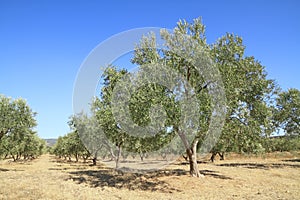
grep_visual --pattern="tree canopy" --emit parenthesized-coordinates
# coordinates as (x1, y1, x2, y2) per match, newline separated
(54, 17, 299, 176)
(274, 88, 300, 136)
(0, 95, 45, 160)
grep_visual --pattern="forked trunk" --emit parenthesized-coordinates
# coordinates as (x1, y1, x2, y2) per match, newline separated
(178, 130, 203, 177)
(186, 140, 202, 177)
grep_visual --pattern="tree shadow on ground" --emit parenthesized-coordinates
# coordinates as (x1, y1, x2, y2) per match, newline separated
(51, 156, 232, 191)
(0, 167, 24, 172)
(51, 158, 92, 165)
(200, 170, 232, 180)
(217, 162, 300, 169)
(49, 157, 96, 170)
(177, 160, 209, 165)
(66, 168, 186, 193)
(282, 159, 300, 162)
(65, 166, 233, 192)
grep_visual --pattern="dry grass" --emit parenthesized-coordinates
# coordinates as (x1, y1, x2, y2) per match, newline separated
(0, 152, 299, 200)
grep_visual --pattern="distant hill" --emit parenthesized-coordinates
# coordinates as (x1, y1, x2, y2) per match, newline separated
(44, 138, 57, 147)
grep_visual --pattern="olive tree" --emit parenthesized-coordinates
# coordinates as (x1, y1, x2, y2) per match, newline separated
(0, 95, 43, 160)
(274, 88, 300, 136)
(0, 95, 37, 140)
(131, 18, 277, 175)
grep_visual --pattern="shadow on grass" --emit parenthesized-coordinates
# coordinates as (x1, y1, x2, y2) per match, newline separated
(0, 167, 24, 172)
(51, 158, 90, 165)
(66, 168, 185, 193)
(217, 162, 300, 169)
(49, 156, 95, 170)
(177, 160, 209, 165)
(65, 167, 233, 192)
(51, 156, 232, 192)
(282, 159, 300, 162)
(200, 170, 232, 180)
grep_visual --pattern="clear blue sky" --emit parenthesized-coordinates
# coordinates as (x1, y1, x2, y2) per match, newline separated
(0, 0, 299, 138)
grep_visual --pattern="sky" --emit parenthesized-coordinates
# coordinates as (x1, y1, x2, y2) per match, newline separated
(0, 0, 299, 139)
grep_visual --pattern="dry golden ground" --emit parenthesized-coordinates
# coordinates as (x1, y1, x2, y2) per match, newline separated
(0, 152, 299, 200)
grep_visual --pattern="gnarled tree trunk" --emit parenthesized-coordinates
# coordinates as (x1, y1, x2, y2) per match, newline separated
(179, 130, 203, 177)
(186, 140, 202, 177)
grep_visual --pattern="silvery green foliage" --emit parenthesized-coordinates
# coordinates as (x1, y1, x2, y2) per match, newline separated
(274, 88, 300, 136)
(0, 95, 44, 160)
(75, 18, 279, 175)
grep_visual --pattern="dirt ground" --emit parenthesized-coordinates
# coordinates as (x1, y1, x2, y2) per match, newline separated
(0, 152, 299, 200)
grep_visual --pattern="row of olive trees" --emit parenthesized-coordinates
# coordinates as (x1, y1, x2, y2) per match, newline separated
(106, 18, 299, 176)
(95, 65, 299, 165)
(0, 95, 46, 161)
(51, 111, 176, 167)
(51, 131, 90, 163)
(53, 18, 299, 177)
(89, 18, 279, 177)
(263, 136, 300, 153)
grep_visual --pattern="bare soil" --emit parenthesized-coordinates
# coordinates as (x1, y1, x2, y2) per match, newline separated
(0, 152, 299, 200)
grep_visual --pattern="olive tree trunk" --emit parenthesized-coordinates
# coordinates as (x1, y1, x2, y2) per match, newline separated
(179, 130, 203, 177)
